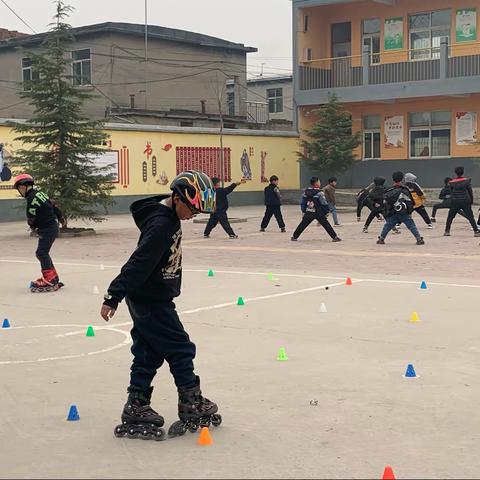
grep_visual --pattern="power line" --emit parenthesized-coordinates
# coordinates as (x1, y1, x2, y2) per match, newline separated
(0, 0, 36, 34)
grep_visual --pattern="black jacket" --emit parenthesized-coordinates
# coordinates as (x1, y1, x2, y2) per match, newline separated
(301, 187, 329, 215)
(25, 188, 63, 230)
(214, 183, 237, 213)
(449, 177, 474, 204)
(264, 184, 281, 206)
(438, 186, 452, 201)
(104, 195, 182, 309)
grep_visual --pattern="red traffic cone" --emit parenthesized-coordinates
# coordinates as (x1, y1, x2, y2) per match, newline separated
(346, 277, 353, 286)
(382, 465, 396, 480)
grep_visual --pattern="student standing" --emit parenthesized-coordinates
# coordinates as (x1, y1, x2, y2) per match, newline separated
(260, 175, 286, 232)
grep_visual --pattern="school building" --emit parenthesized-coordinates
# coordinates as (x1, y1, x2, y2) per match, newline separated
(293, 0, 480, 186)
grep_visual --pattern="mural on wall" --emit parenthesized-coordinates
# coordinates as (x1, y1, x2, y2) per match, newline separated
(140, 141, 170, 186)
(119, 146, 130, 188)
(176, 146, 231, 181)
(240, 148, 252, 180)
(260, 151, 268, 183)
(0, 143, 12, 183)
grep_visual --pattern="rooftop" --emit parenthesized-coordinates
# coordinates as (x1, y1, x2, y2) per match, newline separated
(0, 21, 257, 53)
(247, 75, 293, 85)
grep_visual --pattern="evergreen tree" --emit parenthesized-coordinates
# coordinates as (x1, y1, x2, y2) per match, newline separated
(298, 95, 361, 175)
(10, 1, 114, 224)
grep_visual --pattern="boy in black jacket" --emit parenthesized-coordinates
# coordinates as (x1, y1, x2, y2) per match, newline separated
(260, 175, 286, 232)
(291, 177, 341, 242)
(13, 173, 66, 292)
(204, 177, 246, 238)
(101, 171, 222, 440)
(444, 166, 480, 237)
(377, 171, 424, 245)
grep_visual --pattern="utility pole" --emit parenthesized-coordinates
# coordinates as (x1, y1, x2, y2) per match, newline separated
(218, 97, 225, 188)
(144, 0, 148, 109)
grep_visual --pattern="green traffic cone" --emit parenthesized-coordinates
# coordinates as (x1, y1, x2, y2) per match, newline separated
(208, 269, 214, 277)
(86, 325, 95, 337)
(277, 346, 288, 361)
(237, 296, 245, 306)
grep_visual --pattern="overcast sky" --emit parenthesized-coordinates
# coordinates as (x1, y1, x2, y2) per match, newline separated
(1, 0, 293, 77)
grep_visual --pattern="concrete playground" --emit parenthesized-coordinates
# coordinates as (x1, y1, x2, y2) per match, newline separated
(0, 205, 479, 479)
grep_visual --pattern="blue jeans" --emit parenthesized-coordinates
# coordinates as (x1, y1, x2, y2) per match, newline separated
(380, 213, 421, 239)
(328, 203, 339, 225)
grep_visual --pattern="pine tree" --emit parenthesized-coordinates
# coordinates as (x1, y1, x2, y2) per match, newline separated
(298, 95, 361, 175)
(10, 1, 114, 225)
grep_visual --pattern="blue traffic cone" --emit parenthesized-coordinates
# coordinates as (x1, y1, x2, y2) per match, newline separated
(67, 405, 80, 421)
(404, 364, 418, 378)
(420, 281, 427, 290)
(2, 318, 10, 328)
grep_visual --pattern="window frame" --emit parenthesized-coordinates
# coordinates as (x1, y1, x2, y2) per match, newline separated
(227, 91, 235, 116)
(363, 129, 381, 160)
(409, 126, 451, 158)
(71, 48, 92, 86)
(362, 18, 381, 65)
(266, 87, 283, 114)
(408, 9, 451, 61)
(21, 57, 40, 91)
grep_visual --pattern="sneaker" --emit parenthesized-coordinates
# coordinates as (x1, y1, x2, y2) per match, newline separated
(431, 218, 436, 223)
(474, 231, 480, 238)
(427, 224, 433, 229)
(376, 237, 385, 245)
(334, 223, 342, 227)
(260, 228, 265, 232)
(416, 237, 425, 245)
(291, 236, 297, 241)
(444, 230, 450, 236)
(332, 237, 342, 242)
(392, 227, 401, 234)
(203, 234, 210, 238)
(356, 217, 361, 222)
(362, 227, 368, 233)
(229, 234, 238, 239)
(377, 216, 383, 222)
(281, 228, 286, 233)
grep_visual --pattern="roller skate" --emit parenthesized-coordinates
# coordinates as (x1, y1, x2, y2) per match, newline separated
(30, 268, 64, 293)
(168, 376, 222, 438)
(114, 387, 166, 441)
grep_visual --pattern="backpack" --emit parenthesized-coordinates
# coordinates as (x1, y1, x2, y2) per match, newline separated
(384, 187, 413, 214)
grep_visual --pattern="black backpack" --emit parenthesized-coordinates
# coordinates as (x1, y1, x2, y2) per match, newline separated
(384, 187, 413, 214)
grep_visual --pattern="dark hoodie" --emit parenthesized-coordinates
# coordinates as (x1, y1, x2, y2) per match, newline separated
(104, 195, 182, 309)
(25, 188, 64, 230)
(449, 177, 474, 204)
(366, 177, 386, 212)
(300, 187, 329, 215)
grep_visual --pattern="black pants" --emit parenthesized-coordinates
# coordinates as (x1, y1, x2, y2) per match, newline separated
(446, 202, 479, 232)
(204, 212, 235, 236)
(413, 206, 431, 225)
(36, 225, 58, 270)
(432, 201, 466, 219)
(260, 205, 285, 230)
(364, 210, 384, 229)
(126, 298, 197, 393)
(292, 212, 337, 240)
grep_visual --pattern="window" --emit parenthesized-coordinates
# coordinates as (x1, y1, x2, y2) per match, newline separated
(22, 57, 39, 91)
(409, 10, 451, 60)
(304, 48, 313, 62)
(363, 115, 381, 159)
(362, 19, 381, 64)
(267, 88, 283, 114)
(72, 48, 91, 86)
(409, 111, 451, 158)
(303, 15, 309, 33)
(227, 92, 235, 116)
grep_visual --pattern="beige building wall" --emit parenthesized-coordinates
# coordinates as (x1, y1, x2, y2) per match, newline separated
(247, 78, 293, 122)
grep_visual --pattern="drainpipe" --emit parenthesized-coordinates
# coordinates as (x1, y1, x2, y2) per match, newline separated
(440, 36, 449, 80)
(362, 43, 370, 86)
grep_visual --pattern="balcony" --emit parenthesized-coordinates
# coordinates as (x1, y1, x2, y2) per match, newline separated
(296, 40, 480, 104)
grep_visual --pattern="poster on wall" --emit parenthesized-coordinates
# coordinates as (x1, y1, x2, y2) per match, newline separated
(456, 112, 477, 145)
(456, 8, 477, 43)
(384, 115, 404, 148)
(384, 17, 403, 50)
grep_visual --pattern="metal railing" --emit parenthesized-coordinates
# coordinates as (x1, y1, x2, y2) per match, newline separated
(299, 41, 480, 90)
(246, 101, 269, 124)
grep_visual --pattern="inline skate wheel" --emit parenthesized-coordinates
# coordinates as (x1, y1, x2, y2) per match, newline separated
(211, 414, 222, 427)
(114, 425, 126, 437)
(188, 424, 199, 433)
(153, 429, 166, 441)
(127, 427, 139, 439)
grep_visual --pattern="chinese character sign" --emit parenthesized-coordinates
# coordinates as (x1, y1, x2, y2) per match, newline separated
(384, 116, 404, 148)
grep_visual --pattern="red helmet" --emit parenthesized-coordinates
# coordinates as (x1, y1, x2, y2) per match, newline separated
(13, 173, 34, 188)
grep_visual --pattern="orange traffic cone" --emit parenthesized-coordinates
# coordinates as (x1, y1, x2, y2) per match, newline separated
(382, 465, 396, 480)
(346, 277, 353, 285)
(198, 426, 213, 446)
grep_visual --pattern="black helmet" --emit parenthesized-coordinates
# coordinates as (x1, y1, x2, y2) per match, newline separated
(170, 170, 216, 214)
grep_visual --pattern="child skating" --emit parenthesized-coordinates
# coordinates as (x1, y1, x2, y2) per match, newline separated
(260, 175, 286, 232)
(100, 171, 221, 441)
(377, 171, 424, 245)
(204, 176, 246, 238)
(13, 174, 66, 292)
(291, 176, 341, 242)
